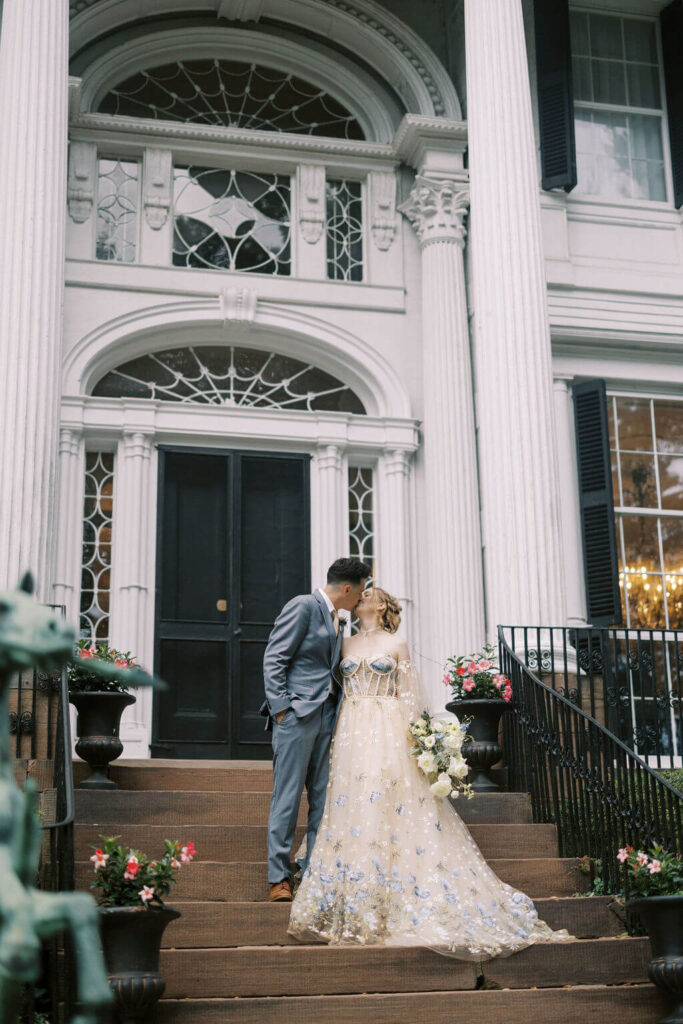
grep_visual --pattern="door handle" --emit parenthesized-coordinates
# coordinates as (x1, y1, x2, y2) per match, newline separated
(216, 599, 227, 612)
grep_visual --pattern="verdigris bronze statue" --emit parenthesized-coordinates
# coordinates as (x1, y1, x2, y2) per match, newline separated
(0, 574, 163, 1024)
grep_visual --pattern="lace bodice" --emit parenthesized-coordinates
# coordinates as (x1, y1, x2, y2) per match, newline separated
(339, 653, 411, 698)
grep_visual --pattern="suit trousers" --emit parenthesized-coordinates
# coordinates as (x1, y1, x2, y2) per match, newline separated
(267, 693, 338, 883)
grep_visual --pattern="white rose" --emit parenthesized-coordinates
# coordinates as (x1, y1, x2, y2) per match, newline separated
(443, 732, 462, 751)
(423, 735, 436, 749)
(430, 774, 452, 798)
(413, 721, 427, 735)
(449, 757, 468, 780)
(417, 751, 437, 774)
(430, 719, 446, 733)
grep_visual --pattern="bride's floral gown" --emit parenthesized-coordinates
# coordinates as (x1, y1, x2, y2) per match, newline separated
(288, 654, 573, 960)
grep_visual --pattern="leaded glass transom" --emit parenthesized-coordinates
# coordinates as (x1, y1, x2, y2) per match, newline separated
(173, 166, 291, 275)
(96, 158, 139, 263)
(97, 60, 365, 140)
(92, 346, 366, 414)
(348, 466, 375, 567)
(80, 452, 114, 641)
(327, 179, 363, 282)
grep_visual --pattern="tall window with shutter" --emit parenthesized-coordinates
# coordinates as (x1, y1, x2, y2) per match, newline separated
(573, 380, 622, 626)
(661, 0, 683, 209)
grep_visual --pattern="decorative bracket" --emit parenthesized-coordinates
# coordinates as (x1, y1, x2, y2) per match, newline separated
(67, 141, 96, 224)
(143, 149, 172, 230)
(298, 165, 326, 245)
(369, 171, 397, 251)
(219, 286, 258, 326)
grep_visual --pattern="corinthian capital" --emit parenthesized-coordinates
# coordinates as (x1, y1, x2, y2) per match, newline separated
(399, 176, 469, 248)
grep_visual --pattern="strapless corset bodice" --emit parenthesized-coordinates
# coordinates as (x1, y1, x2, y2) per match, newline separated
(339, 653, 405, 698)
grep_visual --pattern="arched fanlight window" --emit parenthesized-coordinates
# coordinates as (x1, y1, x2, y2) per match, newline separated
(92, 345, 367, 414)
(97, 59, 365, 140)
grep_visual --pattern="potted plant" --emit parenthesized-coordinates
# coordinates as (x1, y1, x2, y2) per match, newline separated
(68, 640, 139, 789)
(90, 834, 196, 1023)
(443, 642, 512, 792)
(621, 844, 683, 1024)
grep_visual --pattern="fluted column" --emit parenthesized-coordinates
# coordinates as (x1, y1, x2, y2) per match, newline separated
(310, 445, 347, 588)
(0, 0, 69, 598)
(400, 178, 485, 696)
(53, 428, 85, 621)
(465, 0, 566, 628)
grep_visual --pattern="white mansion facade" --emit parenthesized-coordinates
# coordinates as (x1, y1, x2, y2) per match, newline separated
(0, 0, 682, 759)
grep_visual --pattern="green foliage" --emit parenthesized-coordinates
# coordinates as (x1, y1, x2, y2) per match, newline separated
(658, 768, 683, 795)
(445, 642, 512, 702)
(89, 834, 196, 907)
(68, 640, 137, 693)
(618, 843, 683, 897)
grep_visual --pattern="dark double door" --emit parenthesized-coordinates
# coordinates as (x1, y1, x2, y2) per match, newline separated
(152, 447, 310, 759)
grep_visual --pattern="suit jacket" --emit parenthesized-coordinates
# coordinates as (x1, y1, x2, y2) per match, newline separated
(260, 591, 343, 729)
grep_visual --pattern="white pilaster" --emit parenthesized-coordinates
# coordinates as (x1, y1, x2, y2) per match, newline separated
(400, 177, 485, 703)
(53, 428, 86, 621)
(376, 449, 413, 639)
(465, 0, 566, 629)
(0, 0, 69, 598)
(554, 376, 587, 626)
(310, 444, 347, 589)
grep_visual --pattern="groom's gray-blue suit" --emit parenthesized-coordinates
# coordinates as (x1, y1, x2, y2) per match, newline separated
(261, 590, 343, 883)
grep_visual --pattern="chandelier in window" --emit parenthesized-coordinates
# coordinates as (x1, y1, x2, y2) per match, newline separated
(92, 345, 366, 414)
(97, 59, 365, 140)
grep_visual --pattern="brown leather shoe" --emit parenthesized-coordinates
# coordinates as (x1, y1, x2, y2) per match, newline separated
(269, 880, 292, 902)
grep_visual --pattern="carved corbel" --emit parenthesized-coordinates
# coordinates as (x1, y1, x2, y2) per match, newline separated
(219, 286, 257, 326)
(143, 149, 172, 230)
(370, 171, 397, 251)
(298, 165, 326, 245)
(67, 141, 97, 224)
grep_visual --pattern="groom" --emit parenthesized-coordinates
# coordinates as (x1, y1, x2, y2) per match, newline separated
(261, 557, 371, 901)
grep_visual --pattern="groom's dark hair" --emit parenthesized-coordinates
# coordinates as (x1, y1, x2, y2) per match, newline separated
(327, 557, 371, 586)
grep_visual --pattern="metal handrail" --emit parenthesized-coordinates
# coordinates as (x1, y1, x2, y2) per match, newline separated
(498, 625, 682, 901)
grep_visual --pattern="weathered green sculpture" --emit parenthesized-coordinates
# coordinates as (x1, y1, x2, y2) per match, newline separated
(0, 574, 163, 1023)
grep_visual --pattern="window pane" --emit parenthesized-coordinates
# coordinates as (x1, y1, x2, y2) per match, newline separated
(96, 159, 139, 263)
(592, 59, 627, 105)
(626, 64, 661, 109)
(630, 114, 664, 160)
(655, 402, 683, 454)
(611, 452, 622, 505)
(623, 19, 658, 63)
(632, 160, 667, 201)
(570, 11, 590, 56)
(625, 573, 667, 628)
(661, 517, 683, 571)
(575, 109, 632, 199)
(589, 15, 624, 59)
(572, 56, 593, 102)
(659, 456, 683, 510)
(615, 398, 654, 451)
(621, 514, 661, 573)
(619, 453, 658, 508)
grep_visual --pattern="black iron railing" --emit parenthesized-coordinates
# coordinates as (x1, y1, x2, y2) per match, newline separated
(499, 626, 682, 901)
(500, 625, 683, 771)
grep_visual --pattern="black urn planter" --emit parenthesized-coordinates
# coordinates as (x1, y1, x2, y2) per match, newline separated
(70, 691, 136, 789)
(445, 698, 508, 792)
(627, 895, 683, 1024)
(99, 905, 181, 1023)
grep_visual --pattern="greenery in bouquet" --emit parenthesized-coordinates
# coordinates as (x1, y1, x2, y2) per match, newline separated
(89, 834, 197, 907)
(409, 710, 473, 800)
(68, 638, 139, 693)
(444, 642, 512, 703)
(618, 842, 683, 897)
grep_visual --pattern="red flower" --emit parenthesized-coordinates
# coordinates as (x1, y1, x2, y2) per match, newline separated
(115, 658, 128, 669)
(79, 646, 95, 659)
(184, 841, 196, 857)
(456, 666, 468, 677)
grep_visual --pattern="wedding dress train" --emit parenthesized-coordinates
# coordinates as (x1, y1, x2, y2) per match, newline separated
(288, 654, 573, 960)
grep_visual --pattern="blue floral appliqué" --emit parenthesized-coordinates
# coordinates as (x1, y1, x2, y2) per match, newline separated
(350, 825, 361, 837)
(335, 794, 348, 806)
(369, 791, 382, 803)
(395, 804, 406, 815)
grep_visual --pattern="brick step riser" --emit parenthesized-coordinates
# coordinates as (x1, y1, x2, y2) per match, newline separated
(74, 791, 534, 826)
(75, 857, 586, 900)
(156, 986, 668, 1024)
(156, 939, 650, 999)
(73, 822, 559, 862)
(156, 897, 624, 947)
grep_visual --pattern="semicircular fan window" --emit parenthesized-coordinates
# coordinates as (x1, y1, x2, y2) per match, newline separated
(91, 345, 367, 414)
(97, 59, 365, 139)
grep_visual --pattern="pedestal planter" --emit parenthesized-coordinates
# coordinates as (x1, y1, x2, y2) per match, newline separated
(70, 691, 135, 789)
(626, 895, 683, 1024)
(445, 698, 508, 792)
(99, 906, 180, 1023)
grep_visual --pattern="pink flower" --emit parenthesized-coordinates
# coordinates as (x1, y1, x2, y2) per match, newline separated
(171, 858, 181, 869)
(637, 852, 649, 867)
(90, 849, 109, 869)
(617, 848, 630, 863)
(184, 842, 196, 857)
(124, 858, 139, 880)
(138, 885, 155, 903)
(466, 661, 478, 674)
(442, 673, 451, 687)
(115, 657, 128, 669)
(180, 842, 196, 863)
(648, 859, 662, 874)
(79, 646, 96, 660)
(478, 659, 493, 670)
(493, 674, 507, 688)
(503, 689, 512, 703)
(462, 679, 475, 693)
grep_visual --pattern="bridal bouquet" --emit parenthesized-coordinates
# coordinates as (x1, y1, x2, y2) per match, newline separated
(409, 711, 473, 800)
(444, 641, 513, 703)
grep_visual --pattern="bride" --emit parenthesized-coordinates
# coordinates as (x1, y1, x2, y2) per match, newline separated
(288, 586, 572, 960)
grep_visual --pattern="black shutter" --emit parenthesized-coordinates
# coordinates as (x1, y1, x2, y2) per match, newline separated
(573, 380, 622, 626)
(661, 1, 683, 209)
(534, 0, 577, 192)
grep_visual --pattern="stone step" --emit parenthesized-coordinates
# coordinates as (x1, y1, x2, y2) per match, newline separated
(73, 759, 275, 793)
(74, 790, 533, 826)
(156, 896, 624, 948)
(157, 984, 667, 1024)
(76, 857, 586, 901)
(156, 938, 649, 999)
(73, 821, 559, 862)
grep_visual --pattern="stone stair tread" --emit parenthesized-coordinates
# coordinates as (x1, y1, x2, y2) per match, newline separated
(157, 937, 649, 999)
(156, 985, 668, 1024)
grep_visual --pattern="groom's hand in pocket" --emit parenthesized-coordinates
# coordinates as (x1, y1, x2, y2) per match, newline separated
(276, 708, 292, 724)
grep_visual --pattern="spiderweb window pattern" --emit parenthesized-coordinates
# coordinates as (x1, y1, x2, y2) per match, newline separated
(80, 452, 115, 641)
(327, 179, 363, 282)
(97, 60, 365, 140)
(92, 346, 367, 414)
(96, 159, 139, 263)
(173, 166, 291, 275)
(348, 466, 375, 569)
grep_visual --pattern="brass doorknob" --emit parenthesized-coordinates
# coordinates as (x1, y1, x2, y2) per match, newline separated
(216, 599, 227, 612)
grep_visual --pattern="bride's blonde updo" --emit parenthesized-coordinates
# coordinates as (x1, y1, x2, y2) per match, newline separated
(372, 586, 402, 634)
